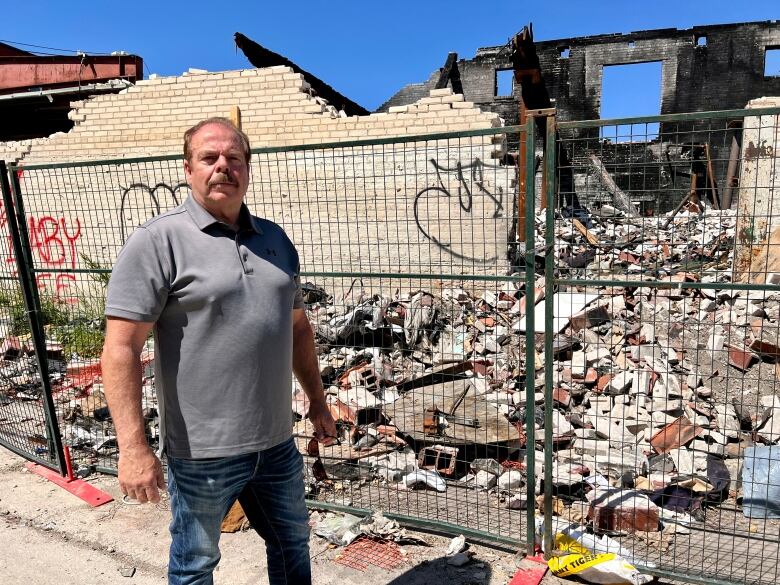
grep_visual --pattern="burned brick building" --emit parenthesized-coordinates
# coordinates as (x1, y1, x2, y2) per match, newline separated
(379, 21, 780, 125)
(382, 21, 780, 214)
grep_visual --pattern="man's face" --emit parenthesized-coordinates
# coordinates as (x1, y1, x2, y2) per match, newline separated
(184, 123, 250, 219)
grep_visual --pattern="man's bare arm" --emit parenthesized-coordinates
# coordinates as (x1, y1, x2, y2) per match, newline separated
(292, 308, 337, 443)
(101, 316, 165, 503)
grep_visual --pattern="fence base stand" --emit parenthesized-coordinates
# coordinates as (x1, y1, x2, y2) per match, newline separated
(509, 553, 548, 585)
(25, 462, 114, 507)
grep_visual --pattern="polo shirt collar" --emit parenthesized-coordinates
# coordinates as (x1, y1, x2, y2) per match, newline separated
(184, 195, 263, 234)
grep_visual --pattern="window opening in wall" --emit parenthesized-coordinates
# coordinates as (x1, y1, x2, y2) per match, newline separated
(560, 47, 570, 58)
(496, 69, 514, 97)
(766, 48, 780, 77)
(696, 35, 707, 46)
(601, 61, 662, 141)
(627, 41, 636, 48)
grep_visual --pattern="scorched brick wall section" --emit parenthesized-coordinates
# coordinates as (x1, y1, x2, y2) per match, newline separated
(379, 21, 780, 124)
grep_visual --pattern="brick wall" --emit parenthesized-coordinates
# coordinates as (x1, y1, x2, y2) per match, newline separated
(5, 67, 501, 164)
(0, 139, 34, 166)
(0, 67, 516, 303)
(380, 21, 780, 126)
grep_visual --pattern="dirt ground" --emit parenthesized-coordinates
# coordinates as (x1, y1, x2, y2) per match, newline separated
(0, 446, 567, 585)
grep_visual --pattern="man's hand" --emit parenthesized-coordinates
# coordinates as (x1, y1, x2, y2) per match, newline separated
(292, 308, 338, 445)
(118, 445, 167, 504)
(308, 399, 338, 446)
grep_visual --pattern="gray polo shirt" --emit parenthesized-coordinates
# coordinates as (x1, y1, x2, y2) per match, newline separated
(106, 195, 304, 459)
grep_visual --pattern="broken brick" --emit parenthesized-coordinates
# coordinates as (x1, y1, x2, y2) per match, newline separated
(552, 388, 571, 408)
(589, 489, 660, 533)
(596, 373, 612, 392)
(0, 336, 22, 360)
(649, 416, 704, 454)
(728, 346, 757, 371)
(749, 338, 780, 359)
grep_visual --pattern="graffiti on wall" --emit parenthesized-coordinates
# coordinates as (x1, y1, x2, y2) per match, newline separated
(0, 180, 187, 302)
(414, 157, 508, 263)
(0, 200, 83, 300)
(119, 182, 189, 241)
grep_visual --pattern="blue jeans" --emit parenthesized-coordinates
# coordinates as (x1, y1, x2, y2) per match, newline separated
(167, 437, 311, 585)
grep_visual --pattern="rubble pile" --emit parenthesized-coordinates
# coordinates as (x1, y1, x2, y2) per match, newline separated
(294, 204, 780, 555)
(0, 336, 155, 464)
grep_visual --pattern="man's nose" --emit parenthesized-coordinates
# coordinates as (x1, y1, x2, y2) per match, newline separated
(215, 154, 230, 172)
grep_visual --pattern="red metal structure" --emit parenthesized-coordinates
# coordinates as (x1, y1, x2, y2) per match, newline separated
(0, 41, 143, 140)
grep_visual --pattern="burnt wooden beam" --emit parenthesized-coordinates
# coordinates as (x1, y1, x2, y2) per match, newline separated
(435, 52, 458, 89)
(234, 32, 369, 116)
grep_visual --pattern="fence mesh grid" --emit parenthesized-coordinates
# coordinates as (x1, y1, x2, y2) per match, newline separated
(0, 164, 60, 468)
(1, 109, 779, 585)
(552, 110, 780, 584)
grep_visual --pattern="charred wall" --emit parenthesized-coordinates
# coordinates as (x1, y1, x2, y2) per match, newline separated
(379, 21, 780, 125)
(380, 21, 780, 213)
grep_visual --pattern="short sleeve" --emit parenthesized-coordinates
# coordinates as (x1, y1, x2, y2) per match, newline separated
(105, 227, 171, 322)
(292, 273, 304, 310)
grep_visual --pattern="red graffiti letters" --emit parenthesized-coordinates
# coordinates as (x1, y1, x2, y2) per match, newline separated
(0, 200, 83, 300)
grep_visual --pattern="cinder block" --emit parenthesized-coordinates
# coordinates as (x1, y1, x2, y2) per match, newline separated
(429, 88, 454, 97)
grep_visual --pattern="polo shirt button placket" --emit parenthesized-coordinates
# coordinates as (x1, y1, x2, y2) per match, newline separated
(241, 236, 253, 275)
(234, 233, 251, 275)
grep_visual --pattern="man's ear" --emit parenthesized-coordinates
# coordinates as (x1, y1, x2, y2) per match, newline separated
(183, 158, 192, 182)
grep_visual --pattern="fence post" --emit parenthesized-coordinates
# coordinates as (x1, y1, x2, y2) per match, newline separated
(542, 114, 557, 557)
(2, 162, 67, 475)
(523, 117, 537, 554)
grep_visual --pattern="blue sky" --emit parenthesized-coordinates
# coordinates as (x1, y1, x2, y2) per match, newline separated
(2, 1, 778, 115)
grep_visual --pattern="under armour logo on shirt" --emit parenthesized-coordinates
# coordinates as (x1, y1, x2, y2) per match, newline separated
(266, 248, 277, 256)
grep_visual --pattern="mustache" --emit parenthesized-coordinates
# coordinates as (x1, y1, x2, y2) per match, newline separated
(208, 172, 236, 186)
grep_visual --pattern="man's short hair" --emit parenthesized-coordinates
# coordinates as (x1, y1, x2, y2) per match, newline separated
(183, 117, 251, 163)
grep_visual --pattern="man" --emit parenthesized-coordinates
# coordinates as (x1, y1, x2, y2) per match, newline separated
(102, 117, 336, 585)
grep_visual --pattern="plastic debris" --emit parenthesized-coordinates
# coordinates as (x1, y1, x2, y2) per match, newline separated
(446, 534, 466, 556)
(401, 469, 446, 492)
(742, 445, 780, 518)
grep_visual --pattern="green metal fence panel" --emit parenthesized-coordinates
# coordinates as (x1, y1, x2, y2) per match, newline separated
(8, 126, 531, 546)
(523, 116, 539, 553)
(0, 161, 65, 472)
(252, 129, 527, 545)
(542, 113, 557, 557)
(8, 157, 185, 475)
(547, 107, 780, 585)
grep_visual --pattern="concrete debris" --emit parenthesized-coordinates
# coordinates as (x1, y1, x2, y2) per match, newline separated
(312, 510, 422, 548)
(446, 534, 467, 556)
(446, 551, 473, 566)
